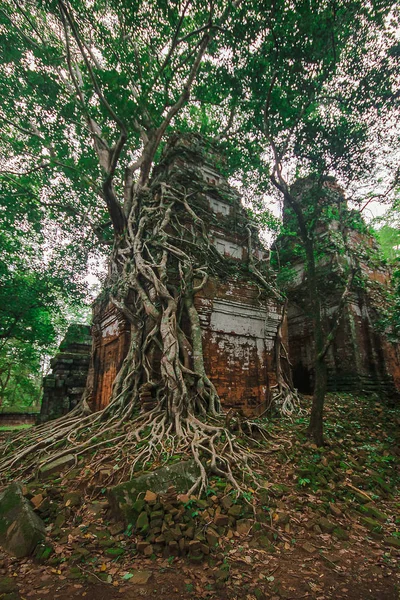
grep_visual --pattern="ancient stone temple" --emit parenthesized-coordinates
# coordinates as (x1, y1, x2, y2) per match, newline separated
(277, 177, 400, 397)
(40, 145, 400, 422)
(39, 325, 92, 422)
(87, 134, 283, 415)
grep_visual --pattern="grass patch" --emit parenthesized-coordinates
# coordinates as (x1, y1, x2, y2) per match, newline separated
(0, 424, 33, 431)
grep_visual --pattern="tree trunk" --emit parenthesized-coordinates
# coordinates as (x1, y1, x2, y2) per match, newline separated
(307, 356, 327, 446)
(300, 226, 328, 446)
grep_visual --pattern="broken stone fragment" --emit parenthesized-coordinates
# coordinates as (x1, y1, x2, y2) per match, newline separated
(206, 528, 219, 547)
(358, 503, 388, 522)
(136, 511, 149, 533)
(236, 519, 253, 535)
(360, 516, 383, 533)
(317, 516, 336, 533)
(107, 459, 200, 523)
(136, 540, 151, 554)
(227, 504, 242, 518)
(302, 541, 317, 554)
(0, 482, 46, 557)
(144, 490, 157, 504)
(38, 454, 75, 479)
(130, 570, 153, 585)
(329, 502, 342, 517)
(63, 491, 81, 507)
(213, 513, 229, 527)
(333, 527, 349, 540)
(220, 495, 233, 510)
(0, 576, 17, 594)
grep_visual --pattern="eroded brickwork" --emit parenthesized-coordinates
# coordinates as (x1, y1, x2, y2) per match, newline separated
(196, 279, 280, 414)
(88, 299, 131, 412)
(39, 325, 92, 422)
(280, 179, 400, 398)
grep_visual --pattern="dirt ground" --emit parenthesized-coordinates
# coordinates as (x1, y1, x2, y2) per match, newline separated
(1, 394, 399, 600)
(1, 537, 399, 600)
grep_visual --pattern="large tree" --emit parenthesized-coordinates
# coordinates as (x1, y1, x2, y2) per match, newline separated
(216, 0, 400, 445)
(0, 0, 262, 491)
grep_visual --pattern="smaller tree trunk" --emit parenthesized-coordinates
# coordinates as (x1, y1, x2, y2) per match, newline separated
(307, 357, 327, 446)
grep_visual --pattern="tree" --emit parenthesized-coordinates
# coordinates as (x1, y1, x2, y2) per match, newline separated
(0, 218, 85, 408)
(272, 177, 360, 444)
(0, 0, 264, 491)
(374, 199, 400, 341)
(219, 0, 400, 445)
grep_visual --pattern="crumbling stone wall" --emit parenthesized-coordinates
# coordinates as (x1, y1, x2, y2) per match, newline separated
(0, 412, 38, 427)
(39, 324, 92, 423)
(278, 179, 400, 398)
(88, 134, 283, 415)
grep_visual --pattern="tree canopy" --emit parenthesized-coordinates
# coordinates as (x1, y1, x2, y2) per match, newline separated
(1, 1, 399, 241)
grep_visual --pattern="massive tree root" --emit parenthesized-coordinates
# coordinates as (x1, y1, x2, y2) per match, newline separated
(270, 300, 304, 419)
(0, 175, 290, 494)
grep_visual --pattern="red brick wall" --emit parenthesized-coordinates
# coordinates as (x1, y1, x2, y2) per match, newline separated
(90, 301, 131, 412)
(89, 278, 283, 415)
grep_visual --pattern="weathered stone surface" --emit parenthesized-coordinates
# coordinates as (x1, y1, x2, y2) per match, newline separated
(130, 570, 153, 585)
(333, 527, 349, 541)
(0, 577, 17, 594)
(39, 324, 92, 423)
(38, 454, 75, 479)
(213, 513, 229, 527)
(136, 512, 149, 533)
(0, 483, 46, 557)
(317, 517, 336, 533)
(302, 541, 317, 554)
(227, 504, 242, 518)
(63, 492, 81, 507)
(357, 503, 387, 522)
(329, 503, 342, 517)
(236, 519, 253, 535)
(108, 460, 200, 523)
(360, 517, 383, 532)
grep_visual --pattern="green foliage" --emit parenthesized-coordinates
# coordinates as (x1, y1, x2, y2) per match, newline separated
(372, 200, 400, 340)
(376, 225, 400, 261)
(0, 212, 87, 408)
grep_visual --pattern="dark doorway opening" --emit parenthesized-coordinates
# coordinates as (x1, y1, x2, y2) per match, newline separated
(293, 363, 313, 394)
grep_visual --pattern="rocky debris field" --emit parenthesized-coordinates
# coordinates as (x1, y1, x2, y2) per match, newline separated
(0, 393, 399, 599)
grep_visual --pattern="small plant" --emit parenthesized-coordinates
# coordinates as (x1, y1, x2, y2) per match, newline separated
(298, 477, 311, 487)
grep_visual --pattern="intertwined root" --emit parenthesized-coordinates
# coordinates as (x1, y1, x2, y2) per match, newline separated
(0, 398, 290, 497)
(271, 383, 305, 419)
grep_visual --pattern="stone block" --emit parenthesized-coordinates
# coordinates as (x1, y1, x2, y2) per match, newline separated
(0, 483, 46, 557)
(38, 454, 75, 479)
(108, 460, 200, 524)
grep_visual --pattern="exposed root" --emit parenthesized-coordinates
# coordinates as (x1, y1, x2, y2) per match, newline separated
(270, 382, 304, 419)
(0, 402, 290, 496)
(269, 298, 305, 419)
